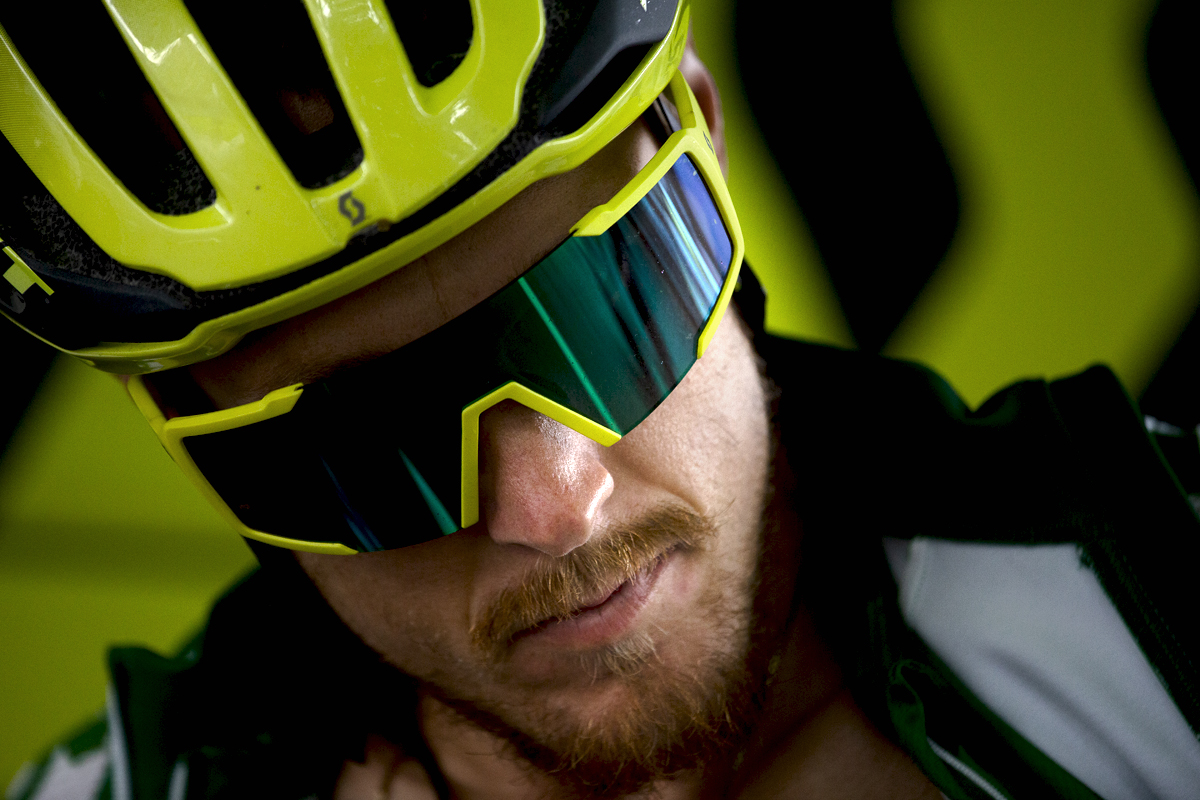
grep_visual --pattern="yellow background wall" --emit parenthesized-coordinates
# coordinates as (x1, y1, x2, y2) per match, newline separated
(886, 0, 1198, 403)
(3, 0, 1197, 785)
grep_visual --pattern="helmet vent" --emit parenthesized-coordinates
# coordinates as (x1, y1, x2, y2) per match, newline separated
(0, 6, 217, 217)
(384, 1, 474, 88)
(184, 0, 364, 189)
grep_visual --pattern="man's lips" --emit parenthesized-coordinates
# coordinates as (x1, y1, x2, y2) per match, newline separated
(511, 548, 675, 649)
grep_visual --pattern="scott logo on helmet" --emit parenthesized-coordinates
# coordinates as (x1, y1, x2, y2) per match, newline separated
(338, 191, 366, 225)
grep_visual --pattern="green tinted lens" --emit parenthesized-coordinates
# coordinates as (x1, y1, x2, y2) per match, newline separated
(184, 153, 735, 552)
(505, 152, 732, 431)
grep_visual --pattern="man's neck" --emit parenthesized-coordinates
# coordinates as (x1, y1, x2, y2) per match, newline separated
(418, 692, 703, 800)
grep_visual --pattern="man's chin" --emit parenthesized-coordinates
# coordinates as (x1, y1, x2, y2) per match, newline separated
(425, 648, 760, 800)
(428, 590, 760, 797)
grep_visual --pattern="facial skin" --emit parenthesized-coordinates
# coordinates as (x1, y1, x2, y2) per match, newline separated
(176, 48, 942, 800)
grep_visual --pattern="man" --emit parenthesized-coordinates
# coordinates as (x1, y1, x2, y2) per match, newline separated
(3, 2, 1199, 798)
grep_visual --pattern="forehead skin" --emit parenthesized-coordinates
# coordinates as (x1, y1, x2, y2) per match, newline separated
(187, 121, 661, 410)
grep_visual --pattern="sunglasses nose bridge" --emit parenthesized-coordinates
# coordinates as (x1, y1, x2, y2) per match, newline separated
(458, 381, 621, 529)
(476, 399, 615, 558)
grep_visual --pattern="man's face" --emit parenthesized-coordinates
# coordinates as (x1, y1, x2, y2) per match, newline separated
(185, 77, 772, 790)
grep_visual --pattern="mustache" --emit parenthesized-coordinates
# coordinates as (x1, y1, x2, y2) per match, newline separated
(470, 505, 717, 659)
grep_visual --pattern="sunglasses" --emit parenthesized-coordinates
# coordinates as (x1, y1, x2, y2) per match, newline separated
(129, 70, 744, 554)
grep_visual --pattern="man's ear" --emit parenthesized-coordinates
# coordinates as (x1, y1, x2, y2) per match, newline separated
(680, 38, 728, 175)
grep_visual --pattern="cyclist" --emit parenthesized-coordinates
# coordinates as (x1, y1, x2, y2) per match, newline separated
(3, 2, 1199, 798)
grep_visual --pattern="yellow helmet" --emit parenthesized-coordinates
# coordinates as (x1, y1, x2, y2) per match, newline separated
(0, 0, 689, 374)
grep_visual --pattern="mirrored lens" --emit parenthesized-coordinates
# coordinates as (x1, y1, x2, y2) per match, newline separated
(184, 154, 735, 551)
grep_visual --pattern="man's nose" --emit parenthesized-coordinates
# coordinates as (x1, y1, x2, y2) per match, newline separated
(478, 400, 614, 557)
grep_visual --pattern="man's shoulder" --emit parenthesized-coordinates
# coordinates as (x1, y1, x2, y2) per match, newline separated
(9, 566, 404, 800)
(766, 336, 1191, 550)
(770, 337, 1200, 798)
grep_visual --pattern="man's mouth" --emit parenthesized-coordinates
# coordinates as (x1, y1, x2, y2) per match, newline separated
(512, 548, 675, 649)
(471, 507, 717, 662)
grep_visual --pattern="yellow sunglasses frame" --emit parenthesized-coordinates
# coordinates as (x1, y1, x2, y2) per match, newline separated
(128, 70, 744, 555)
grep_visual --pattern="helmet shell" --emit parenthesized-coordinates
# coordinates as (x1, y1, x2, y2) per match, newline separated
(0, 0, 688, 372)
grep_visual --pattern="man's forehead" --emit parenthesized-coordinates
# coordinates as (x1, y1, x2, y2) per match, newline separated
(186, 121, 660, 409)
